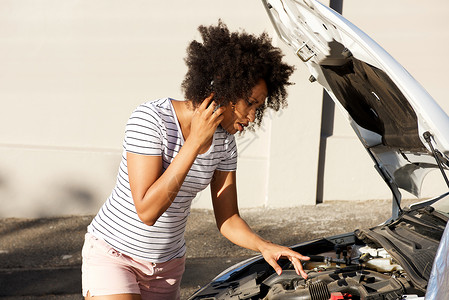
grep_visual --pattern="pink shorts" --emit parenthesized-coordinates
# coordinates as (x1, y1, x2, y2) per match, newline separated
(81, 233, 185, 299)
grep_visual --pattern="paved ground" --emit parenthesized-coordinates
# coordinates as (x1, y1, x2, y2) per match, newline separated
(0, 199, 417, 299)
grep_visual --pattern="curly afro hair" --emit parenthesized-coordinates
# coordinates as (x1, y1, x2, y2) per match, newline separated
(181, 20, 295, 126)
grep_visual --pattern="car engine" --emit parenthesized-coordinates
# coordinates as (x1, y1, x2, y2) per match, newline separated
(261, 245, 420, 300)
(188, 206, 448, 300)
(198, 245, 423, 300)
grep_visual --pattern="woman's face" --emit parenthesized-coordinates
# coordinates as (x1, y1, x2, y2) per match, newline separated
(220, 79, 268, 134)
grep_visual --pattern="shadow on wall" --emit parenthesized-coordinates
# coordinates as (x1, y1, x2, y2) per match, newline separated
(34, 179, 103, 218)
(0, 173, 6, 196)
(0, 170, 14, 217)
(0, 170, 105, 218)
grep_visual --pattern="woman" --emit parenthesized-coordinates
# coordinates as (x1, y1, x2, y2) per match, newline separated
(82, 21, 309, 300)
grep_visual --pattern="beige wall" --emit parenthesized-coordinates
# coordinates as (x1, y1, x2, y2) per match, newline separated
(1, 0, 448, 217)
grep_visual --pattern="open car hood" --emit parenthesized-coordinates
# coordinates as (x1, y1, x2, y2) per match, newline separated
(263, 0, 449, 212)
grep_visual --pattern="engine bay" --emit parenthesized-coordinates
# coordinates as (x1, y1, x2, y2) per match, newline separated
(200, 244, 424, 300)
(188, 206, 448, 300)
(261, 244, 421, 300)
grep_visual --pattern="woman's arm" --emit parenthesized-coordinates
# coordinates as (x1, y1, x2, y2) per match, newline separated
(211, 170, 309, 278)
(128, 141, 200, 226)
(128, 96, 224, 226)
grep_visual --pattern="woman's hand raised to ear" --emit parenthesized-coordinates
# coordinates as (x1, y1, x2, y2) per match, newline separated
(187, 94, 226, 151)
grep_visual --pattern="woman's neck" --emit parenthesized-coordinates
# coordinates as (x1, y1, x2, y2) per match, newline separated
(171, 99, 194, 141)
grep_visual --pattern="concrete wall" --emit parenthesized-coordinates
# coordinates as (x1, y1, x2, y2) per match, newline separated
(1, 0, 448, 217)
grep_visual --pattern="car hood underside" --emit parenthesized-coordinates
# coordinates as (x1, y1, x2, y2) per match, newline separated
(262, 0, 449, 203)
(322, 55, 424, 152)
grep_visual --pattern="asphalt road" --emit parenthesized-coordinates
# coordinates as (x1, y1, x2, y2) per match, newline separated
(0, 199, 417, 299)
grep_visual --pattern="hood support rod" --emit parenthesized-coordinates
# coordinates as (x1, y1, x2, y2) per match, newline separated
(369, 150, 403, 220)
(423, 131, 449, 189)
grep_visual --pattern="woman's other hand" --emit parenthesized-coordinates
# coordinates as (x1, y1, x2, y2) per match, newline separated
(260, 242, 310, 279)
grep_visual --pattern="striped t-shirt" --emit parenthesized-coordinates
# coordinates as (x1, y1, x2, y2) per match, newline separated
(88, 97, 238, 262)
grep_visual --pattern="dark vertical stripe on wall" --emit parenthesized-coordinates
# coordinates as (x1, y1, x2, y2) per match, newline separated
(316, 0, 343, 204)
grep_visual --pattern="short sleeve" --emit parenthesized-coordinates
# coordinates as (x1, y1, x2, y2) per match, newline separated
(123, 105, 163, 156)
(216, 133, 238, 172)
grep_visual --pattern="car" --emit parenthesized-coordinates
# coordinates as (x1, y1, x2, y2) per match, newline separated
(188, 0, 449, 299)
